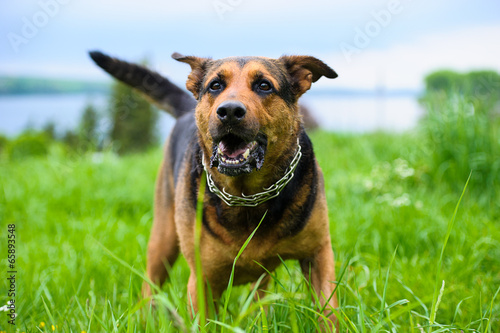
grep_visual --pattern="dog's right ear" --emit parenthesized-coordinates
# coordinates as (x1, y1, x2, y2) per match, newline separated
(172, 52, 211, 99)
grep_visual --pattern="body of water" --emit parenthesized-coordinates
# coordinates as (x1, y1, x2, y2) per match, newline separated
(301, 94, 423, 133)
(0, 93, 176, 141)
(0, 93, 423, 141)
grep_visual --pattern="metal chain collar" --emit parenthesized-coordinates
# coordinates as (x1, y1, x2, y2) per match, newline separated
(202, 140, 302, 207)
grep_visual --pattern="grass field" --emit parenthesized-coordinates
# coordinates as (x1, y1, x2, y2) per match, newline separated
(1, 124, 499, 332)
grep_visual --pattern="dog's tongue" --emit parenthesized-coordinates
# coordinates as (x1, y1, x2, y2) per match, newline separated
(218, 141, 250, 158)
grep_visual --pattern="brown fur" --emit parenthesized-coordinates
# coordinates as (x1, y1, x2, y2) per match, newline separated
(141, 54, 339, 330)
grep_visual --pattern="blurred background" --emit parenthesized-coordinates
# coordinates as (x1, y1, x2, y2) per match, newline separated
(1, 0, 499, 138)
(1, 1, 500, 330)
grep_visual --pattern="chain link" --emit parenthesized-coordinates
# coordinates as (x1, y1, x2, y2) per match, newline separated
(202, 140, 302, 207)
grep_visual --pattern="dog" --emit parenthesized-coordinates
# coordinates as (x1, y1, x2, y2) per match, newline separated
(89, 50, 339, 329)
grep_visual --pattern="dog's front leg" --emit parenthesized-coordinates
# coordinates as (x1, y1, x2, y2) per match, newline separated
(300, 240, 339, 332)
(186, 268, 225, 320)
(143, 160, 179, 301)
(187, 273, 200, 315)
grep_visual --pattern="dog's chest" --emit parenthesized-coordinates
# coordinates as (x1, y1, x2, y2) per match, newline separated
(211, 231, 305, 268)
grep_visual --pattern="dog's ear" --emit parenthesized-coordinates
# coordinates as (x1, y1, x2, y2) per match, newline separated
(172, 52, 211, 99)
(280, 55, 337, 97)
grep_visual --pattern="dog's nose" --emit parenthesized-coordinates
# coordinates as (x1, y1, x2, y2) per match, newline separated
(216, 101, 246, 124)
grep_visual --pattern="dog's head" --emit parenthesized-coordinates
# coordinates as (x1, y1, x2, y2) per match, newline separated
(173, 53, 337, 177)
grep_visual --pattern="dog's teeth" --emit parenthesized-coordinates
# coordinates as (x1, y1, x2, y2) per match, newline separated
(221, 156, 247, 165)
(243, 149, 250, 160)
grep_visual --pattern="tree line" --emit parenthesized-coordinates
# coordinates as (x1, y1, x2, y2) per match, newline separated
(1, 78, 159, 159)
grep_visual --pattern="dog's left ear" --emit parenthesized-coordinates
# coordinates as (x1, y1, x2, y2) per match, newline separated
(172, 52, 211, 99)
(280, 55, 337, 97)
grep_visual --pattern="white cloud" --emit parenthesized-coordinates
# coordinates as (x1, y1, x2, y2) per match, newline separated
(2, 0, 498, 94)
(66, 0, 393, 19)
(316, 25, 500, 91)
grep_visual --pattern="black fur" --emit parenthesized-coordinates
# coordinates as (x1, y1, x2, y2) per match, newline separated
(169, 112, 198, 184)
(201, 129, 317, 240)
(272, 130, 317, 237)
(89, 51, 323, 241)
(89, 51, 196, 118)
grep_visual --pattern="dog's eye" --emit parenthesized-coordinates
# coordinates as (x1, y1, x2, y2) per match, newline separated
(209, 81, 222, 92)
(258, 81, 272, 92)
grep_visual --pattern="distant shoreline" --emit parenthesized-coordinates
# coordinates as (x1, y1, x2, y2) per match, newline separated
(307, 88, 421, 98)
(0, 75, 421, 98)
(0, 76, 110, 96)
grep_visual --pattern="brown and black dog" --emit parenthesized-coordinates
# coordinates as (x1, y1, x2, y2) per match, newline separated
(89, 51, 339, 328)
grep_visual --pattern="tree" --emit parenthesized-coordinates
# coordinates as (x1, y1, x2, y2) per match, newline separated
(108, 78, 158, 154)
(79, 102, 99, 150)
(424, 70, 462, 93)
(42, 121, 57, 140)
(62, 130, 79, 150)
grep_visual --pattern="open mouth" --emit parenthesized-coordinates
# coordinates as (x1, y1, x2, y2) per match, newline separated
(210, 134, 266, 176)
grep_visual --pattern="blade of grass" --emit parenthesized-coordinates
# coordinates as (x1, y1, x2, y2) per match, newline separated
(254, 261, 287, 292)
(319, 255, 350, 316)
(108, 299, 120, 332)
(429, 171, 471, 331)
(377, 245, 398, 329)
(228, 276, 272, 329)
(289, 302, 299, 333)
(398, 278, 429, 317)
(410, 310, 415, 333)
(295, 304, 332, 332)
(86, 302, 96, 333)
(247, 310, 262, 332)
(195, 172, 207, 332)
(209, 319, 246, 333)
(271, 309, 278, 333)
(258, 293, 269, 332)
(221, 211, 267, 330)
(95, 239, 183, 330)
(353, 274, 367, 333)
(277, 255, 293, 280)
(95, 239, 162, 296)
(90, 301, 108, 332)
(337, 307, 359, 333)
(40, 296, 55, 330)
(479, 292, 484, 332)
(451, 296, 472, 325)
(126, 274, 133, 333)
(483, 285, 500, 333)
(236, 274, 267, 322)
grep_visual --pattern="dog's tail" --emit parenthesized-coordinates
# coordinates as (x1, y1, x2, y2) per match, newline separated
(88, 50, 196, 119)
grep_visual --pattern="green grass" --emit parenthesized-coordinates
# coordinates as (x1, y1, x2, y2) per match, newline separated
(419, 93, 500, 201)
(0, 129, 499, 332)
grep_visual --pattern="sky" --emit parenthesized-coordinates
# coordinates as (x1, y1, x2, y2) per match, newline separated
(1, 0, 500, 91)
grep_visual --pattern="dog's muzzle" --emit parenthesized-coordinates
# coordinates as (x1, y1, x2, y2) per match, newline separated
(210, 133, 266, 176)
(209, 101, 266, 176)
